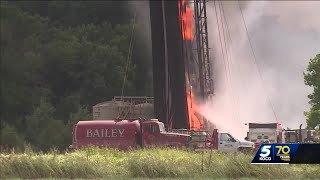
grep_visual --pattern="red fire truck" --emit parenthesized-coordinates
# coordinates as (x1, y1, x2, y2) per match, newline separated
(69, 119, 191, 150)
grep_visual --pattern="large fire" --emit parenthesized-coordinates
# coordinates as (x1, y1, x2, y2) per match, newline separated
(186, 86, 202, 130)
(178, 0, 194, 41)
(178, 0, 202, 130)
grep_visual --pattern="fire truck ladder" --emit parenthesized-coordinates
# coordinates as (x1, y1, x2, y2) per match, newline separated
(193, 0, 214, 99)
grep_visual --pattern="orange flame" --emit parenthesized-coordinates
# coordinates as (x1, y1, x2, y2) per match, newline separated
(178, 0, 194, 41)
(186, 86, 202, 130)
(179, 0, 200, 129)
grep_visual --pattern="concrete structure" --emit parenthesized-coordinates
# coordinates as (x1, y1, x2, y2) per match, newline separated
(93, 96, 154, 120)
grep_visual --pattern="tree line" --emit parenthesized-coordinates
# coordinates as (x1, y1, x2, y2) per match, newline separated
(0, 1, 152, 151)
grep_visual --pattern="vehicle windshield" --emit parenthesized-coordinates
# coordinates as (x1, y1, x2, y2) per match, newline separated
(158, 122, 166, 132)
(227, 133, 237, 141)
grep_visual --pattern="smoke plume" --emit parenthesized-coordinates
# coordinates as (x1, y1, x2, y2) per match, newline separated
(127, 1, 153, 95)
(128, 1, 320, 139)
(202, 1, 320, 139)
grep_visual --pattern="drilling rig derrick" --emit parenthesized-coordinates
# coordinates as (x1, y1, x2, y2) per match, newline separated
(193, 0, 214, 100)
(149, 0, 214, 130)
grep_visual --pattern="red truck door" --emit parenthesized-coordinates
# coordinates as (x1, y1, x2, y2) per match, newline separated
(210, 129, 219, 149)
(142, 123, 160, 147)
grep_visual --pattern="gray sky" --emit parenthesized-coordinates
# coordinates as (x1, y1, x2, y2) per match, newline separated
(202, 1, 320, 139)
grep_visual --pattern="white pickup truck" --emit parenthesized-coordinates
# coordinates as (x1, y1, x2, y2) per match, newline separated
(169, 128, 255, 152)
(209, 130, 255, 153)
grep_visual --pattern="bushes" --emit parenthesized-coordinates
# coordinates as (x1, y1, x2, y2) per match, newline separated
(1, 147, 319, 179)
(0, 123, 25, 152)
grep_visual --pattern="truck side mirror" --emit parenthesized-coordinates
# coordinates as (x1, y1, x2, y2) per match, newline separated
(244, 137, 248, 141)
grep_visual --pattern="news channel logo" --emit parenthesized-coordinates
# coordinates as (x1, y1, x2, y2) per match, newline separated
(251, 144, 299, 164)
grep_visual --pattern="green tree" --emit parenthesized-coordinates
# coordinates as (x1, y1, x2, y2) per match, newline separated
(0, 122, 25, 151)
(9, 1, 132, 27)
(60, 105, 92, 149)
(25, 98, 65, 151)
(1, 1, 152, 151)
(304, 53, 320, 128)
(1, 1, 51, 130)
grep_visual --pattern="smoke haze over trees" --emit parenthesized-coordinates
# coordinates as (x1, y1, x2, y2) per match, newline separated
(0, 1, 151, 151)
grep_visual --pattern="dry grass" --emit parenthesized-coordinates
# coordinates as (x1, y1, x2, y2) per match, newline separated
(0, 147, 319, 179)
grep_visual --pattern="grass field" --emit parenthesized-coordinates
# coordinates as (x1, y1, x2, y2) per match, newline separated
(0, 147, 319, 179)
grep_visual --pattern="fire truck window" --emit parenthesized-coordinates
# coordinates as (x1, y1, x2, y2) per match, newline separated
(158, 123, 165, 132)
(149, 125, 158, 133)
(264, 136, 268, 139)
(257, 136, 262, 139)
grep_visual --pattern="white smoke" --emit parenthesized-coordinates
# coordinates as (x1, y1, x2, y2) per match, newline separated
(128, 1, 320, 140)
(127, 1, 152, 43)
(202, 1, 320, 139)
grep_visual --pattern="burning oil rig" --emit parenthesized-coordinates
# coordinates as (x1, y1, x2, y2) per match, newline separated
(149, 0, 214, 131)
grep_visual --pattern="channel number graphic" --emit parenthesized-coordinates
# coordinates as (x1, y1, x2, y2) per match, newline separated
(259, 145, 272, 161)
(276, 145, 290, 161)
(259, 145, 291, 161)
